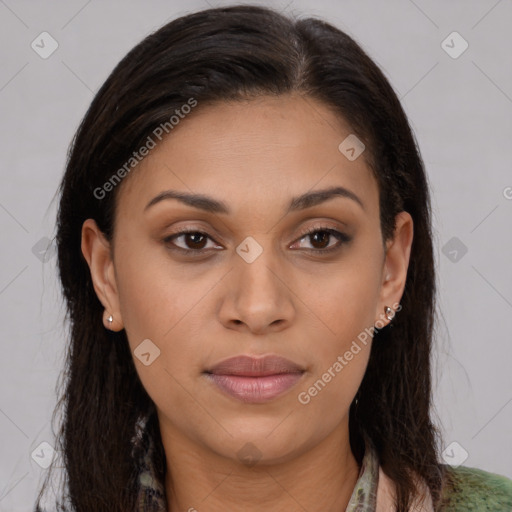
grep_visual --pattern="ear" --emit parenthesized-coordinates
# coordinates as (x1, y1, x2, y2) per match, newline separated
(81, 218, 124, 331)
(374, 211, 414, 327)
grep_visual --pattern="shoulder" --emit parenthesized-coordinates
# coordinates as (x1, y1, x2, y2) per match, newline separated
(440, 463, 512, 511)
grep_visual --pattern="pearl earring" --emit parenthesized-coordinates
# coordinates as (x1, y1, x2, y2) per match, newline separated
(384, 306, 394, 321)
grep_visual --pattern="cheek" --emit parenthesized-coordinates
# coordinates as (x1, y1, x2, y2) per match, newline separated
(114, 245, 222, 391)
(294, 244, 382, 409)
(301, 254, 382, 353)
(114, 251, 207, 419)
(114, 241, 201, 343)
(294, 273, 376, 424)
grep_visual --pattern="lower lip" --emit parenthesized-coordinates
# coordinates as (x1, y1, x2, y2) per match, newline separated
(206, 373, 304, 403)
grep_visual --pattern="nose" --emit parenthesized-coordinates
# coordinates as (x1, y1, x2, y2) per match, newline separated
(218, 244, 295, 335)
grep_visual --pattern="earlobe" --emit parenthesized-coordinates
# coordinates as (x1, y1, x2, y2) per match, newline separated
(81, 219, 124, 331)
(102, 308, 123, 332)
(374, 211, 414, 328)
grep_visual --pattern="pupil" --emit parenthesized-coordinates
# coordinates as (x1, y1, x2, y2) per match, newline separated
(187, 233, 206, 249)
(312, 231, 329, 249)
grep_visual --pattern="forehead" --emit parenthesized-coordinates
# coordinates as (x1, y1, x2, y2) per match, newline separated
(116, 94, 379, 219)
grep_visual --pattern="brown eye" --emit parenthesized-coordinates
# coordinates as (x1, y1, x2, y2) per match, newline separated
(164, 229, 222, 254)
(180, 232, 208, 250)
(291, 227, 351, 254)
(308, 230, 331, 249)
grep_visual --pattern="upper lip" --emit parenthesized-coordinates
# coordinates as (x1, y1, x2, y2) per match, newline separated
(205, 355, 305, 377)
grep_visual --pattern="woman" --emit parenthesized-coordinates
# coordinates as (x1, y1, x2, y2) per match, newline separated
(35, 4, 512, 511)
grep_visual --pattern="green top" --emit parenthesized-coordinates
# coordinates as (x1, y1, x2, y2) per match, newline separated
(440, 463, 512, 511)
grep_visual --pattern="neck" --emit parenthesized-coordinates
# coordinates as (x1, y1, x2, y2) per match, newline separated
(161, 419, 360, 512)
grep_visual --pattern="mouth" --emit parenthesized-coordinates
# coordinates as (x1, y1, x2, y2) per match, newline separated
(204, 355, 306, 403)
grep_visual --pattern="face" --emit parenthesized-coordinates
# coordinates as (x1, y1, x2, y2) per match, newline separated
(82, 93, 412, 466)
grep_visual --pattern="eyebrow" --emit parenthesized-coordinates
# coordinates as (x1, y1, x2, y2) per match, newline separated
(144, 185, 365, 214)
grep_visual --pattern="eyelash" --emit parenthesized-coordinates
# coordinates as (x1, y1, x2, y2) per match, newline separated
(163, 225, 351, 256)
(293, 225, 351, 254)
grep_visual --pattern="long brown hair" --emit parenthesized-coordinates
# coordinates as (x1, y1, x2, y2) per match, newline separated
(36, 4, 446, 511)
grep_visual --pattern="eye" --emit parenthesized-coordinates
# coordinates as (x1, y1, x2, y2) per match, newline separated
(163, 228, 223, 255)
(163, 224, 351, 257)
(290, 225, 351, 254)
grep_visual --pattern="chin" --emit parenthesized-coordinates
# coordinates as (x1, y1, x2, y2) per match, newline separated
(204, 423, 312, 467)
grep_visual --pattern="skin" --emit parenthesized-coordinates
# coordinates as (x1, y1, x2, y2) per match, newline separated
(81, 93, 413, 512)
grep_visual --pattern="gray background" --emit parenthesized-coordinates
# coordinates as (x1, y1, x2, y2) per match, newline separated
(0, 0, 511, 509)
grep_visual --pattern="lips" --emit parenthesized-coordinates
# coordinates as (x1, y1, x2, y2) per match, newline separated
(206, 355, 305, 376)
(204, 355, 305, 403)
